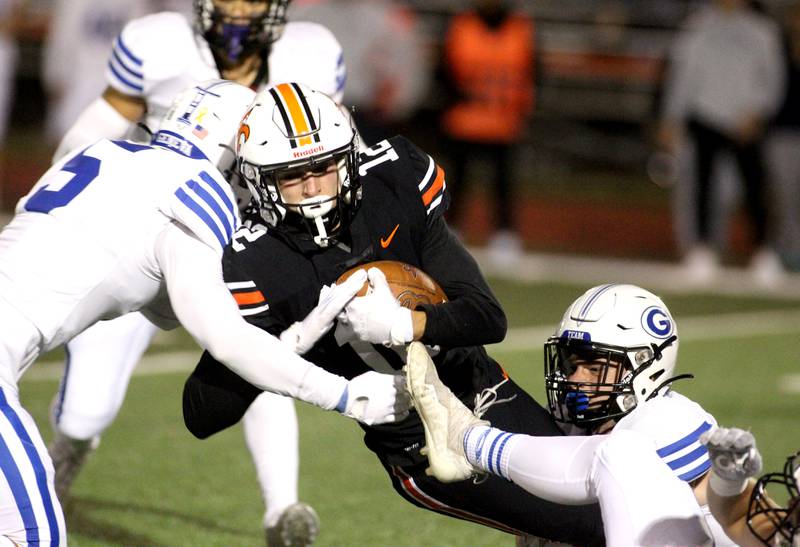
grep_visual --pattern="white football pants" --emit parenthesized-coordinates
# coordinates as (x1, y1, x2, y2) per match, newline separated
(0, 302, 66, 544)
(52, 312, 300, 526)
(504, 429, 711, 547)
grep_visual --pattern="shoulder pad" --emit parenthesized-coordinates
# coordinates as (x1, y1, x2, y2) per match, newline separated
(161, 166, 240, 254)
(616, 392, 717, 482)
(362, 136, 447, 219)
(106, 12, 194, 97)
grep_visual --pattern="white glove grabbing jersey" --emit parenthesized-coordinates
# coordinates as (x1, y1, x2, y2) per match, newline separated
(280, 269, 367, 354)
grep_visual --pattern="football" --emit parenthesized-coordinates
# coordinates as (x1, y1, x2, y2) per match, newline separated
(336, 260, 448, 309)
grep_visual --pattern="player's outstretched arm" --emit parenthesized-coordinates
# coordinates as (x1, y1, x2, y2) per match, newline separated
(52, 87, 144, 162)
(157, 223, 410, 425)
(701, 427, 766, 547)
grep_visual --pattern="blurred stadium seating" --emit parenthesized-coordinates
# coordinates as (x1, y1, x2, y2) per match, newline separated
(1, 0, 795, 262)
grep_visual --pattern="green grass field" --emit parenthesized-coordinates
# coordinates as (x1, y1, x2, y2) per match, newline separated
(18, 278, 800, 546)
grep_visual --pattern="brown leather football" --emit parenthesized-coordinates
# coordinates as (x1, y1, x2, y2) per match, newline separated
(336, 260, 448, 309)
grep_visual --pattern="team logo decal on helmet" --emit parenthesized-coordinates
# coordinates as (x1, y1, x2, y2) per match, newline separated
(642, 306, 673, 339)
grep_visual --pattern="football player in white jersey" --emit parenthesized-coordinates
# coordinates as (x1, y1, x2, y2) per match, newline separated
(0, 80, 408, 545)
(48, 2, 346, 544)
(408, 284, 737, 546)
(702, 426, 799, 547)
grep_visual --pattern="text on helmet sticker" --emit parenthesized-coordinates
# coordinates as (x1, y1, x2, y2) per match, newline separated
(561, 330, 591, 341)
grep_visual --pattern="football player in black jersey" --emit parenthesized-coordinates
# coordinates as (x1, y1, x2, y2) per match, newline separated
(182, 82, 605, 545)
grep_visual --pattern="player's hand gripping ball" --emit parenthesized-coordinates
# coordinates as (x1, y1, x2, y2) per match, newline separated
(336, 260, 447, 309)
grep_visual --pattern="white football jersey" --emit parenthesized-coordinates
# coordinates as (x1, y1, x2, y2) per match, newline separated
(615, 391, 736, 546)
(105, 12, 346, 133)
(0, 139, 238, 355)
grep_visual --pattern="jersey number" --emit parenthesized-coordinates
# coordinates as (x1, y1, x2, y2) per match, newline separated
(358, 140, 399, 176)
(231, 226, 267, 252)
(24, 151, 101, 213)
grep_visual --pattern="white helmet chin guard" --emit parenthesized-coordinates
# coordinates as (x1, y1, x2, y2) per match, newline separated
(236, 82, 360, 247)
(544, 284, 685, 431)
(154, 80, 256, 178)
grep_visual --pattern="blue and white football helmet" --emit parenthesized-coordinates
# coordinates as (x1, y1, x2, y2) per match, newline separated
(544, 284, 684, 430)
(153, 80, 256, 177)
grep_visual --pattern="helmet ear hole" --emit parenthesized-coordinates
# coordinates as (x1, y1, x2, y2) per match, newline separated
(649, 369, 665, 383)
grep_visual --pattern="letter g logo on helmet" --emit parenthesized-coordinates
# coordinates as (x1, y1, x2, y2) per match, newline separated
(641, 306, 673, 338)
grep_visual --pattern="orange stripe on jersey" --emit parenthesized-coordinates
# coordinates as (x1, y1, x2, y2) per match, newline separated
(422, 165, 445, 206)
(276, 83, 313, 147)
(233, 290, 266, 306)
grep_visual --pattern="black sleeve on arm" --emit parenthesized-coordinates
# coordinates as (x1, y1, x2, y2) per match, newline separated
(183, 349, 262, 439)
(417, 216, 507, 348)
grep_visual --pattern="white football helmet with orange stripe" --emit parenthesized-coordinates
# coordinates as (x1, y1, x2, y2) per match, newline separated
(236, 82, 360, 247)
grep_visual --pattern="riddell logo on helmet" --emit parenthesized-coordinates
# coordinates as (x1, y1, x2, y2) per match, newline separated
(293, 145, 325, 158)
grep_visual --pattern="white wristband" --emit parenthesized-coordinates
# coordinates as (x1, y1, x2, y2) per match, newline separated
(709, 471, 748, 497)
(389, 307, 414, 346)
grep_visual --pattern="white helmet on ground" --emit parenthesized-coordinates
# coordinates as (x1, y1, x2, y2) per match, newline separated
(544, 284, 684, 431)
(154, 79, 256, 177)
(236, 82, 360, 247)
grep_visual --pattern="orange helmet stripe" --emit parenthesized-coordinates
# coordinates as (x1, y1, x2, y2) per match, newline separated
(275, 83, 313, 147)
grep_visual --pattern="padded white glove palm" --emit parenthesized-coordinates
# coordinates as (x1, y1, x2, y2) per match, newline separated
(280, 269, 367, 354)
(700, 426, 763, 496)
(343, 268, 413, 346)
(335, 371, 411, 425)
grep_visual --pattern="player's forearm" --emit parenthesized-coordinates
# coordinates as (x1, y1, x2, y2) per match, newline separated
(419, 220, 506, 347)
(707, 480, 763, 547)
(52, 90, 142, 162)
(158, 225, 349, 411)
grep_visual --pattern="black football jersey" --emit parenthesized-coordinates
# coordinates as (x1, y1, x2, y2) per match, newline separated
(185, 136, 509, 465)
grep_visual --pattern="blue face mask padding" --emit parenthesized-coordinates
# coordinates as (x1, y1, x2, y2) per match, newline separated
(564, 390, 590, 414)
(221, 23, 250, 62)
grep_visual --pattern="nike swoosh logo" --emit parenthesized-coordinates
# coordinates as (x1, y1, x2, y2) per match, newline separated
(380, 224, 400, 248)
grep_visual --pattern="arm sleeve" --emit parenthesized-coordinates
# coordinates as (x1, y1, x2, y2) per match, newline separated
(417, 216, 507, 347)
(52, 96, 135, 162)
(155, 222, 348, 410)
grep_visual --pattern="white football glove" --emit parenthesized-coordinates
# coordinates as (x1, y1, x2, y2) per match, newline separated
(335, 371, 411, 425)
(280, 269, 367, 354)
(700, 426, 763, 496)
(343, 268, 414, 346)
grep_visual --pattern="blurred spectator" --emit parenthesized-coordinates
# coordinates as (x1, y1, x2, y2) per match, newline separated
(438, 0, 534, 266)
(658, 0, 785, 285)
(0, 0, 18, 207)
(289, 0, 430, 145)
(765, 2, 800, 272)
(42, 0, 190, 145)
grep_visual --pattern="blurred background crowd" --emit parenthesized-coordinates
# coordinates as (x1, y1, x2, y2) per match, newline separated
(1, 0, 799, 286)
